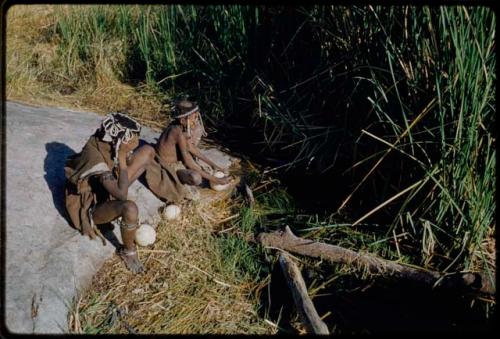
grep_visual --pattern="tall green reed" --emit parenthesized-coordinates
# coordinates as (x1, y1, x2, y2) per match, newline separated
(348, 6, 496, 276)
(52, 5, 495, 277)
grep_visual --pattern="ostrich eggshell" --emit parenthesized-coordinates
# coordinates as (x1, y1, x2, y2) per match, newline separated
(210, 171, 230, 191)
(214, 171, 225, 178)
(212, 183, 230, 191)
(164, 204, 181, 220)
(135, 224, 156, 246)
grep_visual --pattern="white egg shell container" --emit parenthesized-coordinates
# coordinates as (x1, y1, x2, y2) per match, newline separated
(135, 224, 156, 246)
(163, 204, 181, 220)
(210, 170, 231, 191)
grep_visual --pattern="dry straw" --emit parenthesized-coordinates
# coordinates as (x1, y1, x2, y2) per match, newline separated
(68, 182, 274, 334)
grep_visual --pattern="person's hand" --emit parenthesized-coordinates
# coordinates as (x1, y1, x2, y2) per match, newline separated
(119, 136, 139, 166)
(118, 147, 129, 168)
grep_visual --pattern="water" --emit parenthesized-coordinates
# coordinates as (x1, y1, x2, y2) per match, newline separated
(210, 129, 495, 335)
(261, 262, 495, 335)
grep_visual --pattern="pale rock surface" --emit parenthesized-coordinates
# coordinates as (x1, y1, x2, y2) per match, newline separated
(4, 101, 237, 333)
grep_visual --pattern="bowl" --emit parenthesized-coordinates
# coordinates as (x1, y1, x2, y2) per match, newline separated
(210, 171, 231, 191)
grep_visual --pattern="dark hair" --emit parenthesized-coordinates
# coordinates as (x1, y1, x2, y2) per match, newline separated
(172, 100, 199, 119)
(177, 100, 196, 112)
(99, 112, 141, 143)
(113, 112, 141, 131)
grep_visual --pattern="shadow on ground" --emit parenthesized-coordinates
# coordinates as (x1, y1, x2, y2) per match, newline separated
(43, 139, 162, 251)
(44, 142, 75, 222)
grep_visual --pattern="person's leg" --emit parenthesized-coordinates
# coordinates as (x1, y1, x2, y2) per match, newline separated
(126, 144, 155, 184)
(92, 200, 144, 274)
(176, 169, 202, 186)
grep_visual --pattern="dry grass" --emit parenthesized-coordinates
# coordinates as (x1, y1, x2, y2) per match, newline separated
(6, 5, 57, 104)
(8, 7, 275, 333)
(470, 227, 496, 285)
(9, 5, 494, 330)
(68, 188, 275, 334)
(6, 5, 168, 127)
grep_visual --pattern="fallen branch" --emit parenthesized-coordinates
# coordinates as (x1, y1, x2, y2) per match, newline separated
(279, 252, 330, 335)
(257, 226, 495, 296)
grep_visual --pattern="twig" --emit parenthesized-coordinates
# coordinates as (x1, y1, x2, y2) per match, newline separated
(215, 214, 239, 224)
(137, 249, 172, 254)
(74, 297, 82, 334)
(216, 225, 237, 234)
(154, 257, 235, 289)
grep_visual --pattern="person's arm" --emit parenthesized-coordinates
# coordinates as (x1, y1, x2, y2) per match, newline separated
(177, 129, 230, 184)
(188, 142, 226, 173)
(99, 149, 129, 200)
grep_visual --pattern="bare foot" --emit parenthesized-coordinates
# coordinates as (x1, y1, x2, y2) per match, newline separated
(118, 247, 145, 274)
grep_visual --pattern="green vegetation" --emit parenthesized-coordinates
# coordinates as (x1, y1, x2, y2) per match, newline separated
(7, 4, 495, 331)
(68, 197, 275, 334)
(45, 5, 495, 275)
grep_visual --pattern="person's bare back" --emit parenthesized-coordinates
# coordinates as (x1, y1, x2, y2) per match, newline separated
(157, 124, 183, 164)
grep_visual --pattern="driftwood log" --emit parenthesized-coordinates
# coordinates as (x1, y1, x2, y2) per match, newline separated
(279, 252, 330, 335)
(257, 226, 495, 296)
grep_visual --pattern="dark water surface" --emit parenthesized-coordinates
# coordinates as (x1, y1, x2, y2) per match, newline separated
(261, 263, 495, 335)
(210, 130, 495, 335)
